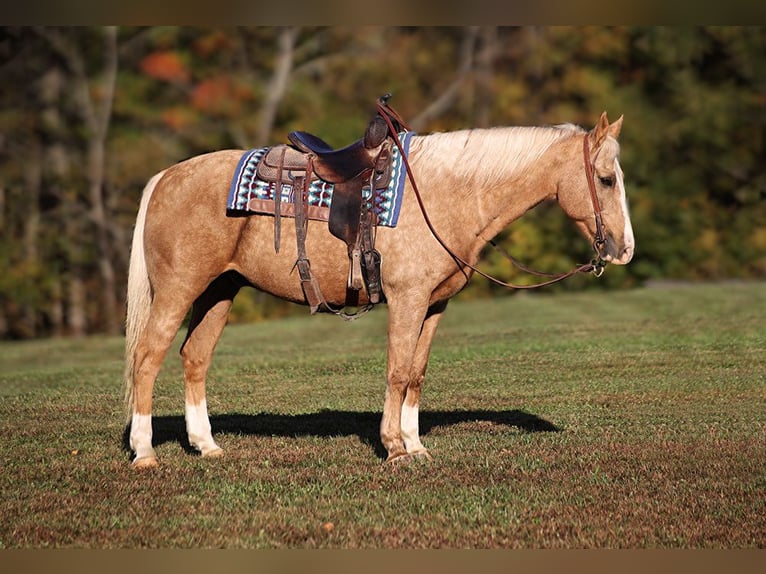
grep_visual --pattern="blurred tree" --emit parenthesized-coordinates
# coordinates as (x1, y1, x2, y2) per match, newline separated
(36, 27, 120, 334)
(0, 26, 764, 339)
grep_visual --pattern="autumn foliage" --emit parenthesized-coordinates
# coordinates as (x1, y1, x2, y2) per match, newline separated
(1, 26, 765, 339)
(140, 50, 189, 84)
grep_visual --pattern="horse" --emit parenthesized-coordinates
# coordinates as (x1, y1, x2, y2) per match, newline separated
(124, 111, 634, 468)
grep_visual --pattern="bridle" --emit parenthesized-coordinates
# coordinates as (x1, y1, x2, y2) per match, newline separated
(377, 98, 608, 289)
(582, 134, 608, 270)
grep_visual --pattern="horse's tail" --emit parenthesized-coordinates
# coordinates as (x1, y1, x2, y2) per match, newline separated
(124, 170, 165, 423)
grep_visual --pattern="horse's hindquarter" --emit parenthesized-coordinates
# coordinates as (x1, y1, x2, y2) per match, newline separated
(144, 151, 248, 283)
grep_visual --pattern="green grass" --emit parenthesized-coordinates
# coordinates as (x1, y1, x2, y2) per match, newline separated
(0, 282, 764, 548)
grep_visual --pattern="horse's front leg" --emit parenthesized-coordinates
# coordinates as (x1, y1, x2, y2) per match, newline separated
(380, 294, 431, 463)
(400, 300, 449, 458)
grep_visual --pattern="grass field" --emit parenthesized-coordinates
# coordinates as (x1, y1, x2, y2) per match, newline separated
(0, 282, 764, 548)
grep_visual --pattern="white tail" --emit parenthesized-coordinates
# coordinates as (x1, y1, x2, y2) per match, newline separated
(123, 170, 165, 421)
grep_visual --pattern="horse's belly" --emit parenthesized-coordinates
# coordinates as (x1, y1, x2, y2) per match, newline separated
(232, 215, 360, 307)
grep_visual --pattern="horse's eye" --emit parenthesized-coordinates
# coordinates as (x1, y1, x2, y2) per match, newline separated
(598, 176, 614, 187)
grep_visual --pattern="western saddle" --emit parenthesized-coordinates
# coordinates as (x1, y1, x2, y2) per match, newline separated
(255, 94, 409, 317)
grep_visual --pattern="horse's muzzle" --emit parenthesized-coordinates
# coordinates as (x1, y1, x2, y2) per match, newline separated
(603, 243, 634, 265)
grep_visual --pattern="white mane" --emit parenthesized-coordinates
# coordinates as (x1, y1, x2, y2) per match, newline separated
(409, 124, 584, 190)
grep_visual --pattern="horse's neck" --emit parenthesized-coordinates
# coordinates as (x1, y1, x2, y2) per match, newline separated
(410, 127, 576, 253)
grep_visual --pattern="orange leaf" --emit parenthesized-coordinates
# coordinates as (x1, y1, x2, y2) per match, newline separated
(191, 76, 238, 115)
(140, 51, 190, 84)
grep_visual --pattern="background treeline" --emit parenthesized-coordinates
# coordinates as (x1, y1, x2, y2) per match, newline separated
(1, 26, 764, 339)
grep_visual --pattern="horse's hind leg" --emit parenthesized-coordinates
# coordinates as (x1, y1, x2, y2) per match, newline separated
(131, 293, 191, 467)
(180, 272, 243, 457)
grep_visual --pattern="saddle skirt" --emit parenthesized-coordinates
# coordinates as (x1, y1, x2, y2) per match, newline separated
(226, 131, 415, 228)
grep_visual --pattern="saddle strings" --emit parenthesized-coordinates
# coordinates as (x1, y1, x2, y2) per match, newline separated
(376, 100, 607, 290)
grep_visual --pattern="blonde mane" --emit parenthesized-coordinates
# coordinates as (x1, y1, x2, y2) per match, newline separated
(409, 124, 584, 190)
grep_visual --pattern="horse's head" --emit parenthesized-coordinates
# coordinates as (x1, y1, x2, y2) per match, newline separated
(558, 112, 635, 265)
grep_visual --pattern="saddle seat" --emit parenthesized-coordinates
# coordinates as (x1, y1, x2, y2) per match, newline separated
(288, 115, 389, 183)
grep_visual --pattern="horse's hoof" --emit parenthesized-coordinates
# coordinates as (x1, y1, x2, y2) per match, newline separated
(132, 456, 159, 469)
(409, 449, 434, 462)
(385, 450, 409, 464)
(201, 447, 224, 458)
(386, 450, 433, 465)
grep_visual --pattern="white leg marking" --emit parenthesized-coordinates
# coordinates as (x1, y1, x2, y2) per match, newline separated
(185, 399, 222, 456)
(401, 403, 426, 453)
(130, 413, 156, 461)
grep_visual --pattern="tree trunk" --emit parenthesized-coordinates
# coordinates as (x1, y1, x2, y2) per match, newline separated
(87, 26, 120, 334)
(37, 26, 121, 335)
(475, 26, 498, 128)
(21, 143, 42, 338)
(39, 67, 69, 337)
(410, 26, 479, 131)
(67, 270, 88, 337)
(254, 26, 299, 147)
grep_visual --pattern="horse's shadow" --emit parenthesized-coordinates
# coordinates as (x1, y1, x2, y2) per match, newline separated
(123, 409, 561, 461)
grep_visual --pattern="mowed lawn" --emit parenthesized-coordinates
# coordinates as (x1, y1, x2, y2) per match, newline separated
(0, 282, 764, 548)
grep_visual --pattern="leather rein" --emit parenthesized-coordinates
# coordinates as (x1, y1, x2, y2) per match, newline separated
(377, 100, 608, 290)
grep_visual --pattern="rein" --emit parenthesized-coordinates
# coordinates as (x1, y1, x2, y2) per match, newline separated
(377, 100, 608, 289)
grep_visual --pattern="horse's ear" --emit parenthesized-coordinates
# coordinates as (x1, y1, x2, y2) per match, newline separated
(608, 115, 624, 139)
(589, 111, 611, 149)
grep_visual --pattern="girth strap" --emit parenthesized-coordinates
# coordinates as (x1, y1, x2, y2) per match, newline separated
(357, 172, 383, 304)
(292, 158, 324, 314)
(274, 147, 286, 253)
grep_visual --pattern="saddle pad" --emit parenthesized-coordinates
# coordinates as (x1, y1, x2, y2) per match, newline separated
(226, 131, 415, 228)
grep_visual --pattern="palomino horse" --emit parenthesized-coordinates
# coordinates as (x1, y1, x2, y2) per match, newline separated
(124, 112, 634, 467)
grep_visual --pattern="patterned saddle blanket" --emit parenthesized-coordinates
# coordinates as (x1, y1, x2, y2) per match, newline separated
(226, 131, 415, 228)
